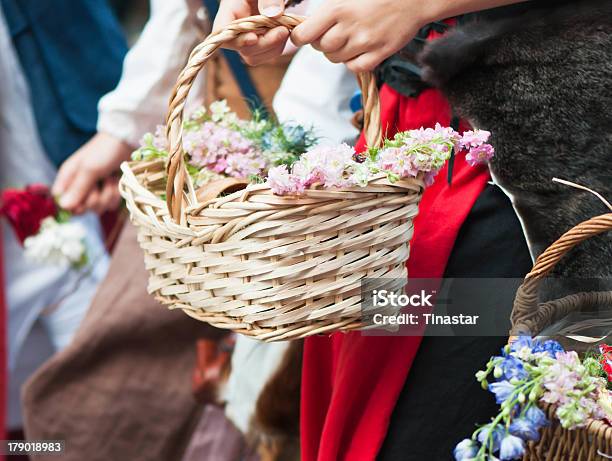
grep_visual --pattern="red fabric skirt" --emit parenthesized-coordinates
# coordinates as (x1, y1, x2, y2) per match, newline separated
(300, 84, 491, 460)
(0, 225, 7, 454)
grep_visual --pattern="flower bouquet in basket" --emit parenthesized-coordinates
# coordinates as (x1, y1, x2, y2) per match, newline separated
(132, 99, 493, 197)
(122, 98, 493, 339)
(118, 15, 494, 340)
(454, 338, 612, 461)
(132, 100, 317, 193)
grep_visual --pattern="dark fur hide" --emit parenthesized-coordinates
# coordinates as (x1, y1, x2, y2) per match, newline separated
(249, 340, 302, 461)
(419, 0, 612, 301)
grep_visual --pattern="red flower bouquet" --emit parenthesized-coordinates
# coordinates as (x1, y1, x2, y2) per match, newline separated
(0, 184, 57, 243)
(0, 184, 87, 268)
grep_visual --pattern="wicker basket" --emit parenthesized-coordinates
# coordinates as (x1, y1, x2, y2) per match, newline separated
(118, 14, 424, 341)
(510, 213, 612, 460)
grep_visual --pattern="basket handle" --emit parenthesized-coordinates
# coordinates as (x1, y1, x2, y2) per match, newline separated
(511, 213, 612, 334)
(165, 14, 383, 221)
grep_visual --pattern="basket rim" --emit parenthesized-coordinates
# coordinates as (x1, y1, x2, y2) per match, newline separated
(121, 159, 424, 218)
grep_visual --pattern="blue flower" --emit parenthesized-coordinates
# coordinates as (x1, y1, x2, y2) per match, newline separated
(477, 424, 505, 452)
(489, 381, 515, 404)
(509, 417, 540, 442)
(454, 439, 479, 460)
(282, 124, 306, 145)
(501, 356, 528, 381)
(509, 336, 534, 354)
(524, 406, 550, 429)
(260, 130, 274, 150)
(532, 340, 564, 358)
(499, 433, 525, 460)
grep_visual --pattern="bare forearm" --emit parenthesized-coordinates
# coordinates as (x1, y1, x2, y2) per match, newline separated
(423, 0, 530, 24)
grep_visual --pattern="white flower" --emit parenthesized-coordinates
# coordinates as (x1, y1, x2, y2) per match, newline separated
(209, 100, 235, 123)
(349, 162, 371, 187)
(24, 217, 88, 268)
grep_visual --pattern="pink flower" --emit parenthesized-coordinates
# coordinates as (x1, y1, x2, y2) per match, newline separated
(225, 152, 266, 178)
(460, 129, 491, 148)
(152, 125, 169, 150)
(267, 165, 305, 195)
(465, 144, 495, 166)
(377, 147, 419, 178)
(186, 122, 256, 170)
(292, 144, 357, 188)
(423, 171, 437, 187)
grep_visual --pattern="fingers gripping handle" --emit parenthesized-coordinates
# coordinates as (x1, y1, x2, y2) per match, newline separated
(165, 14, 382, 221)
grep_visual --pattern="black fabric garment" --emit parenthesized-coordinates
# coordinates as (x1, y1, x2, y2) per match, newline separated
(377, 184, 533, 461)
(376, 22, 450, 98)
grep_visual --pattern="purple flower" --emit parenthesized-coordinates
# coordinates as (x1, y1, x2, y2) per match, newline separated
(477, 424, 505, 452)
(454, 439, 479, 461)
(499, 434, 525, 460)
(489, 381, 515, 404)
(524, 406, 549, 429)
(509, 417, 540, 442)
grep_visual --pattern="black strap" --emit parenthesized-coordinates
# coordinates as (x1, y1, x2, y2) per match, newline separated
(201, 0, 267, 117)
(447, 114, 460, 185)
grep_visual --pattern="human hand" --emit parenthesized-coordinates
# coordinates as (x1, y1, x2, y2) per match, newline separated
(291, 0, 433, 73)
(52, 132, 133, 215)
(213, 0, 290, 65)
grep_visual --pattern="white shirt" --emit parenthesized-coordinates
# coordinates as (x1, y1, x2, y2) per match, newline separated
(273, 45, 359, 144)
(97, 0, 207, 147)
(0, 9, 110, 428)
(96, 0, 360, 148)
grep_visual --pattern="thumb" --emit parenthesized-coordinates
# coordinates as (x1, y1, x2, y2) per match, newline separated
(258, 0, 284, 18)
(52, 157, 78, 197)
(57, 170, 99, 210)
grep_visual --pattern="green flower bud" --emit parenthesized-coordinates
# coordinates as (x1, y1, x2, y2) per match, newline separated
(494, 366, 503, 379)
(529, 385, 542, 402)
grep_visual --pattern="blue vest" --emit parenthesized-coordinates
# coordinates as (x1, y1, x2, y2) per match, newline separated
(1, 0, 127, 167)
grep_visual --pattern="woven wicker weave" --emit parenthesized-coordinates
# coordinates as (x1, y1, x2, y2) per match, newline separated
(510, 213, 612, 460)
(511, 213, 612, 337)
(119, 14, 424, 341)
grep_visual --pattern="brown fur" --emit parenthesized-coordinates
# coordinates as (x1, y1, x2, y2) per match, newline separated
(249, 340, 303, 461)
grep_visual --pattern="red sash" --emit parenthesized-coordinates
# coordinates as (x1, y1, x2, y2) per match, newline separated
(300, 84, 490, 460)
